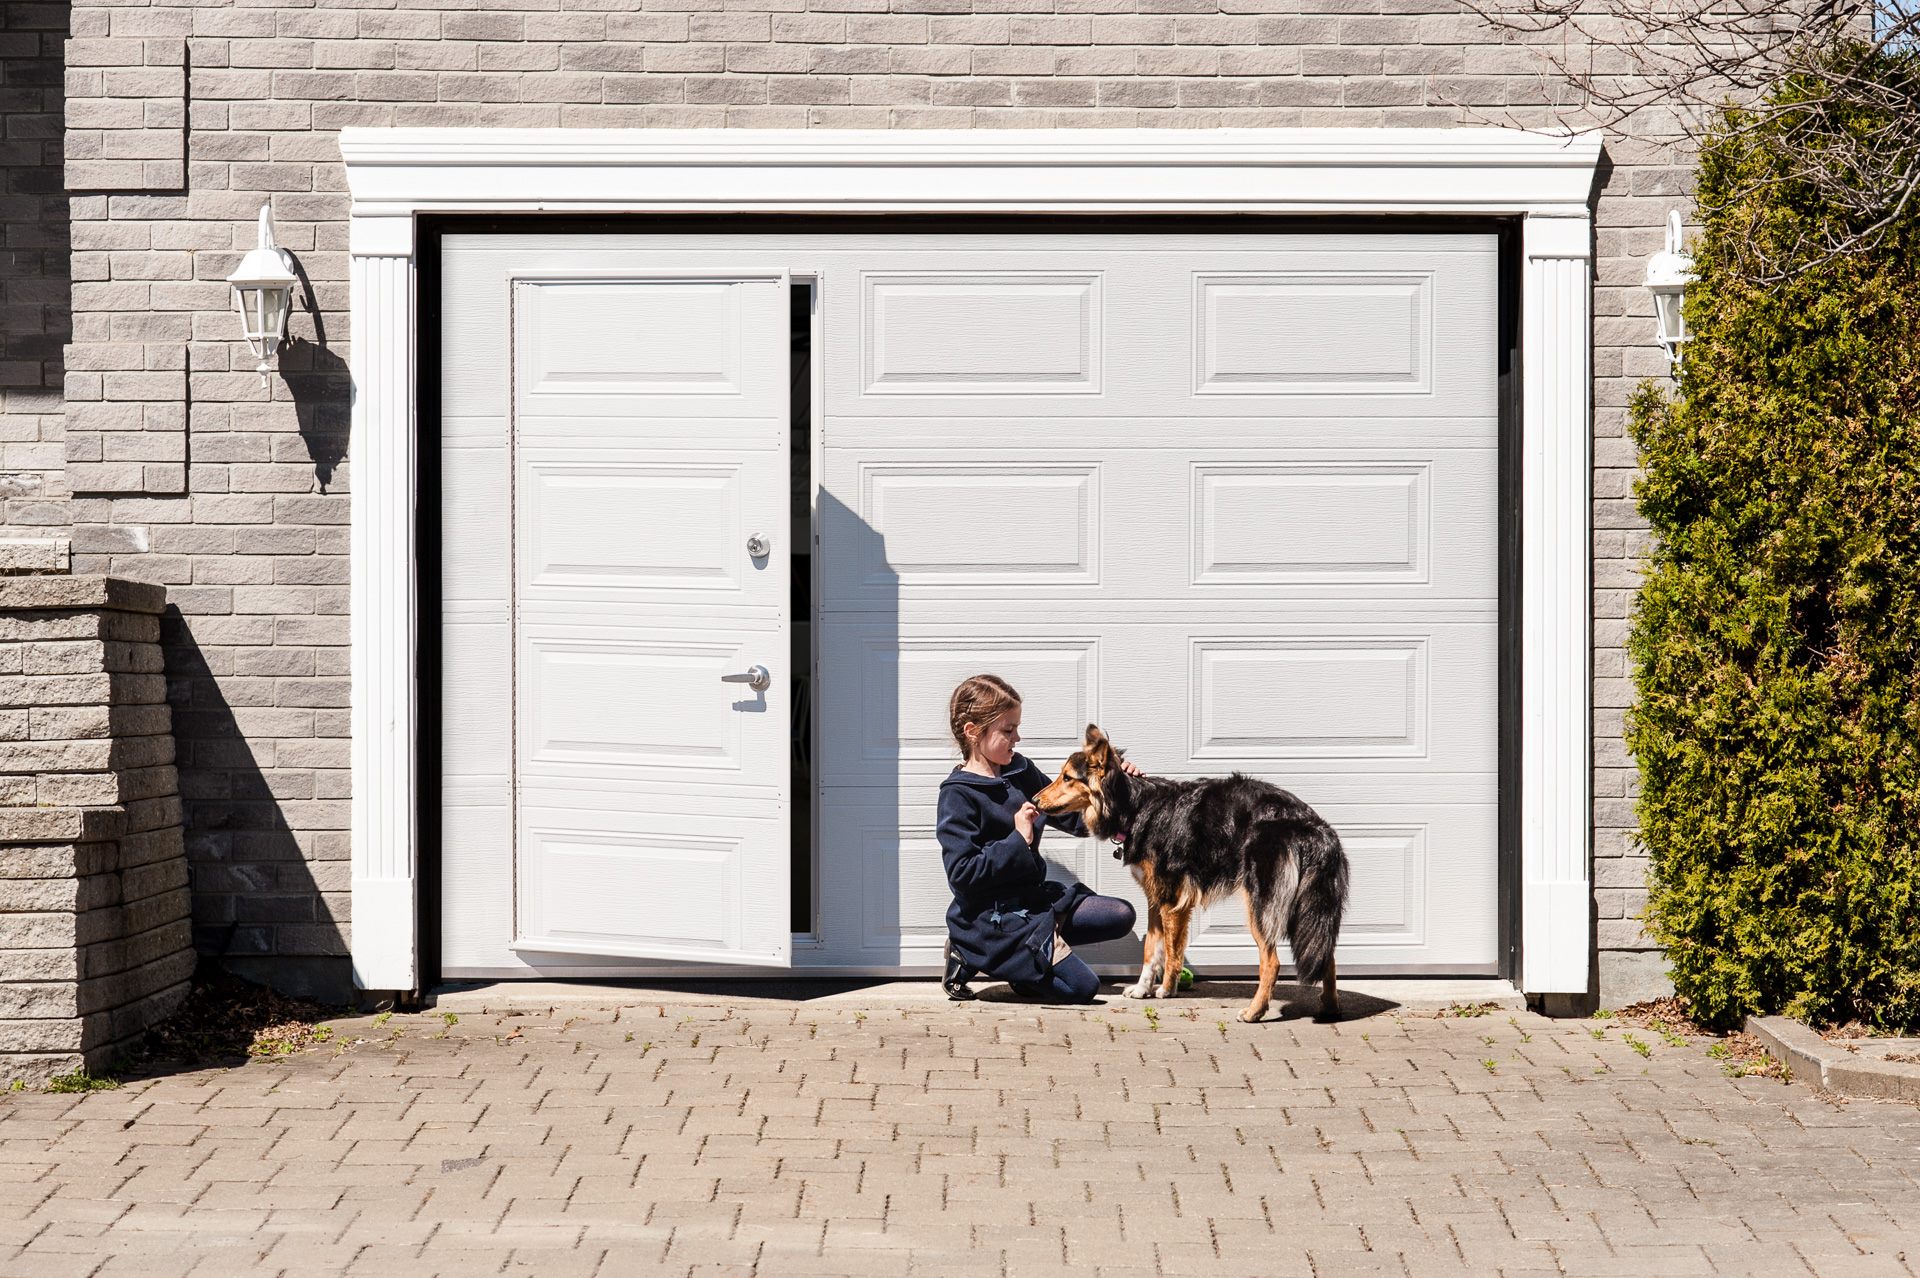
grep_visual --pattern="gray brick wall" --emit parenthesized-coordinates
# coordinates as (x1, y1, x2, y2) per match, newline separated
(30, 0, 1673, 1003)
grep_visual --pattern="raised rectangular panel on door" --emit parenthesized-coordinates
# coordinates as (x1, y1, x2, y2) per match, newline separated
(1192, 271, 1434, 396)
(510, 273, 791, 966)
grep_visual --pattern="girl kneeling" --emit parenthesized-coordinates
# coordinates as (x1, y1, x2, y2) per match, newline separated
(937, 674, 1137, 1003)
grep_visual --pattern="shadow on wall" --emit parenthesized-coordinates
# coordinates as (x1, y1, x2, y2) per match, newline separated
(163, 605, 351, 1003)
(280, 260, 349, 493)
(815, 484, 903, 967)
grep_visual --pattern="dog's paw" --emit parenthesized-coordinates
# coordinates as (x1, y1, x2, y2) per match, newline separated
(1123, 983, 1159, 1000)
(1237, 1006, 1265, 1024)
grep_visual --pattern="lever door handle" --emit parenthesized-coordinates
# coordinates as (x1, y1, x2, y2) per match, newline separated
(720, 665, 771, 692)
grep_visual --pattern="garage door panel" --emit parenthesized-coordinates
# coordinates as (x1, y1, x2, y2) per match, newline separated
(849, 775, 1501, 825)
(441, 801, 515, 972)
(517, 623, 786, 790)
(818, 620, 1494, 788)
(814, 800, 1117, 968)
(827, 242, 1495, 419)
(819, 447, 1495, 609)
(1076, 804, 1498, 970)
(443, 442, 509, 603)
(849, 460, 1101, 588)
(519, 460, 748, 595)
(515, 804, 787, 966)
(441, 613, 509, 780)
(817, 799, 1496, 972)
(516, 442, 783, 602)
(513, 277, 788, 421)
(823, 417, 1501, 450)
(815, 626, 1100, 782)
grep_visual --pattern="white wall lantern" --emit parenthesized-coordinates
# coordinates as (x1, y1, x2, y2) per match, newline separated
(226, 201, 300, 389)
(1644, 209, 1695, 369)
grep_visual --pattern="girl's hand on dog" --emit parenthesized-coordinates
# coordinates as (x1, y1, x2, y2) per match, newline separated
(1014, 802, 1040, 842)
(1119, 757, 1144, 778)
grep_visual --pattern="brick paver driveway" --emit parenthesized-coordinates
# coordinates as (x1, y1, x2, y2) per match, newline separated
(3, 987, 1919, 1277)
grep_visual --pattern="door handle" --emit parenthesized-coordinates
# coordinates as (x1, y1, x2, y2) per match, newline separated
(721, 665, 771, 692)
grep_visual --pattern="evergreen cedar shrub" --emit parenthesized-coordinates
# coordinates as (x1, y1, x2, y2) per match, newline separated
(1629, 54, 1920, 1030)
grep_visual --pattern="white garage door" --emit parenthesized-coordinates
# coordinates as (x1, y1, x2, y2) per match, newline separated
(438, 230, 1499, 978)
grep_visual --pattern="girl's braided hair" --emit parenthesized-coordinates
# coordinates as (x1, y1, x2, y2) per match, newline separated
(948, 674, 1021, 759)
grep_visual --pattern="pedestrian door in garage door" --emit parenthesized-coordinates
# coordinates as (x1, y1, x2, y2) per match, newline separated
(441, 266, 793, 968)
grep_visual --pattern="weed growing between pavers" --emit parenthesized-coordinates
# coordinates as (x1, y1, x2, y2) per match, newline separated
(1608, 994, 1796, 1083)
(1707, 1036, 1794, 1080)
(43, 1070, 120, 1094)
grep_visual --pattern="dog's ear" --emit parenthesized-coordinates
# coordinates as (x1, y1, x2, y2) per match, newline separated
(1084, 723, 1108, 746)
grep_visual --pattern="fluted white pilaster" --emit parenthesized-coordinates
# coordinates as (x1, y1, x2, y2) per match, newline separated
(1519, 214, 1594, 994)
(349, 241, 418, 992)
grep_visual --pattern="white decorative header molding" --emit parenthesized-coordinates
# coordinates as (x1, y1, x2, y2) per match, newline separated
(341, 127, 1603, 254)
(341, 127, 1601, 996)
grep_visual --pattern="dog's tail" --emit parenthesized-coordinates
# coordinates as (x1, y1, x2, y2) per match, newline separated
(1285, 826, 1349, 987)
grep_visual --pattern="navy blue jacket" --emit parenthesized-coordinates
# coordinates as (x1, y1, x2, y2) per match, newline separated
(937, 754, 1093, 985)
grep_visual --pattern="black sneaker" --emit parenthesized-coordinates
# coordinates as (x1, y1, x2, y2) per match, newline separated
(943, 941, 978, 1001)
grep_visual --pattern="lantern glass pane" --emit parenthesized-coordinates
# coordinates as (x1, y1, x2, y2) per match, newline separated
(1654, 289, 1684, 346)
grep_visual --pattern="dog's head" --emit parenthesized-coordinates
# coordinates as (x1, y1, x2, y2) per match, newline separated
(1034, 724, 1130, 847)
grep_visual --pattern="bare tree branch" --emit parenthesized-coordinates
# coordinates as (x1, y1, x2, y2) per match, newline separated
(1458, 0, 1920, 280)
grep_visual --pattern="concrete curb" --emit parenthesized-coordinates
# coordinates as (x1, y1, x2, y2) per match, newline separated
(1745, 1015, 1920, 1102)
(429, 977, 1527, 1016)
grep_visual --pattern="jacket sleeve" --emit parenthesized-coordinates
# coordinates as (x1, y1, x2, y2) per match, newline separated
(1011, 757, 1088, 839)
(938, 790, 1041, 895)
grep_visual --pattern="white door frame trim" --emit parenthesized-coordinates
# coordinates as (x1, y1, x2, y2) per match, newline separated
(341, 127, 1601, 995)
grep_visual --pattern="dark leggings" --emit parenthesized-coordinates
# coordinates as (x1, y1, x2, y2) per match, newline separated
(1015, 893, 1137, 1004)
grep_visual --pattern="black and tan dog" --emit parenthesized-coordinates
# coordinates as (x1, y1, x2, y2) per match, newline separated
(1034, 725, 1349, 1023)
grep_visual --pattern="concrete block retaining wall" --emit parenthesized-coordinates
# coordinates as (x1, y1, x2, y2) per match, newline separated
(0, 568, 193, 1083)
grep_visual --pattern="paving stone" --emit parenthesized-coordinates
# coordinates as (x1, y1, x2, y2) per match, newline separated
(0, 1002, 1919, 1274)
